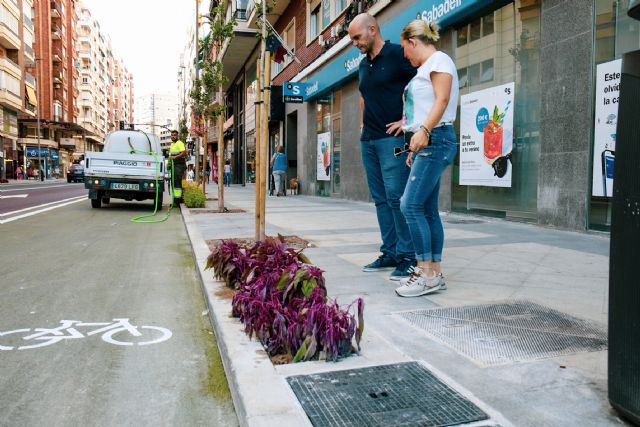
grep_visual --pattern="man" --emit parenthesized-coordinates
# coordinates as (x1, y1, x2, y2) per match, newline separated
(168, 130, 187, 204)
(348, 13, 417, 281)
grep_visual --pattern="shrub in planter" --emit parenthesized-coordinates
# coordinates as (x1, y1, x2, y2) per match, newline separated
(183, 183, 205, 208)
(206, 235, 364, 362)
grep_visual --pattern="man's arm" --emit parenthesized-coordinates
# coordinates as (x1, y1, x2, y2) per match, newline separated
(360, 96, 364, 130)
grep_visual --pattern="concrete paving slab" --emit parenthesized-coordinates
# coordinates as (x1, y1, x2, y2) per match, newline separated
(182, 184, 625, 427)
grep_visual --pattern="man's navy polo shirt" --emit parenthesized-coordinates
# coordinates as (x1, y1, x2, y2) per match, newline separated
(358, 42, 416, 141)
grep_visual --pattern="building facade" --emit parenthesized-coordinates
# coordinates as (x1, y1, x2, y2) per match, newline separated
(134, 93, 178, 138)
(216, 0, 639, 232)
(0, 0, 37, 180)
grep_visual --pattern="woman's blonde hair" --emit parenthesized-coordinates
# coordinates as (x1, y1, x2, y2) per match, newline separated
(401, 19, 440, 44)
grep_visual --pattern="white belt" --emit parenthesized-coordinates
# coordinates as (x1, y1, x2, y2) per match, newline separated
(433, 121, 453, 128)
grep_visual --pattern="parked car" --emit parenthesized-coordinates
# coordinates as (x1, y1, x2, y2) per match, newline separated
(67, 164, 84, 183)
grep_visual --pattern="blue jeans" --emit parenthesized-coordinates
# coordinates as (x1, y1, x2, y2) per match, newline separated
(361, 135, 414, 260)
(400, 126, 457, 262)
(224, 172, 231, 186)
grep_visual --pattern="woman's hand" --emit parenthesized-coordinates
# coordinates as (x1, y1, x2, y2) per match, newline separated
(385, 120, 403, 136)
(409, 130, 429, 152)
(406, 152, 413, 168)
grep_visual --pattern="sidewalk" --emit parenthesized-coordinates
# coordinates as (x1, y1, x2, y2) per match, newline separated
(1, 178, 67, 185)
(182, 184, 621, 427)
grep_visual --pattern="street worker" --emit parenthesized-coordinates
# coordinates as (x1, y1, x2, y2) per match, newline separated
(348, 13, 417, 281)
(168, 130, 187, 203)
(391, 20, 459, 297)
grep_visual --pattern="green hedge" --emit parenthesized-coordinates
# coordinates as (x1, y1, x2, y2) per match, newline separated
(183, 185, 205, 208)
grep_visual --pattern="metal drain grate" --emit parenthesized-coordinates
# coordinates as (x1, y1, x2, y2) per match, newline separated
(398, 301, 608, 366)
(287, 362, 489, 427)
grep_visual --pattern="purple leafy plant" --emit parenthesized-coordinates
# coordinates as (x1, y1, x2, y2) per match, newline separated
(206, 235, 364, 362)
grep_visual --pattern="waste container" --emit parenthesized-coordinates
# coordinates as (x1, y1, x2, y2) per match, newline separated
(609, 48, 640, 425)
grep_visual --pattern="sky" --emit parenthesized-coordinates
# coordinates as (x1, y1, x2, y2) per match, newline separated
(81, 0, 195, 98)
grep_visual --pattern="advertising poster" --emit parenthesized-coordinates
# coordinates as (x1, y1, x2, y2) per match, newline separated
(592, 59, 621, 197)
(317, 132, 331, 181)
(459, 82, 515, 187)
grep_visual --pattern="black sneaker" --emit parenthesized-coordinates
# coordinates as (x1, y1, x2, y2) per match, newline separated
(389, 258, 417, 281)
(362, 254, 397, 272)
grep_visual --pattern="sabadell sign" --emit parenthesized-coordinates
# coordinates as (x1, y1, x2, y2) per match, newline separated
(304, 0, 492, 100)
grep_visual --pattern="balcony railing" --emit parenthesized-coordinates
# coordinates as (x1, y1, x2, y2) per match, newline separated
(25, 73, 35, 85)
(23, 43, 34, 58)
(50, 0, 61, 18)
(23, 15, 34, 29)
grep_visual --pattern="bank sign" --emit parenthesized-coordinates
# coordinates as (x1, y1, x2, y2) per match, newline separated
(303, 0, 493, 101)
(283, 82, 311, 103)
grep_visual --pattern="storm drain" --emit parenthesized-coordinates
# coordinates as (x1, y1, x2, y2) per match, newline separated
(398, 301, 607, 366)
(287, 362, 489, 427)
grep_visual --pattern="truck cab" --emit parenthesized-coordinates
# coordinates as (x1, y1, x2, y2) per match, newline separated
(84, 130, 166, 209)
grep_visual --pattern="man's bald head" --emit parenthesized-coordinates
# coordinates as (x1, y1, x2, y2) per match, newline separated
(348, 13, 382, 55)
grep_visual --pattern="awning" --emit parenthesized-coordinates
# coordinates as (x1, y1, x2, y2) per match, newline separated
(25, 86, 37, 107)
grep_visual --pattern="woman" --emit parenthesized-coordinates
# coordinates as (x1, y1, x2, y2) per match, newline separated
(390, 19, 459, 297)
(270, 145, 287, 196)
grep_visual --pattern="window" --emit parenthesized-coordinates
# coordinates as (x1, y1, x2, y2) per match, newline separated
(470, 18, 481, 42)
(335, 0, 346, 16)
(457, 26, 468, 47)
(457, 67, 468, 88)
(467, 63, 481, 87)
(283, 20, 295, 65)
(483, 13, 494, 36)
(310, 4, 320, 39)
(480, 59, 494, 83)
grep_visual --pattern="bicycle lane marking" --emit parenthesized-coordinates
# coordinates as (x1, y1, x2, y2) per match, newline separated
(0, 319, 173, 350)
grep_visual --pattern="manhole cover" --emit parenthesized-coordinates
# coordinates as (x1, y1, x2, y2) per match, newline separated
(398, 301, 607, 366)
(444, 219, 484, 224)
(287, 362, 489, 427)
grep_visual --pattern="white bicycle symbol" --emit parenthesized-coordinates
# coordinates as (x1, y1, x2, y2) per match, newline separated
(0, 318, 172, 350)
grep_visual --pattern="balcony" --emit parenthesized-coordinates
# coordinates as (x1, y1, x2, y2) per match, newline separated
(52, 52, 62, 62)
(23, 14, 33, 30)
(0, 56, 20, 78)
(0, 22, 20, 50)
(247, 0, 291, 29)
(25, 72, 35, 87)
(0, 71, 22, 110)
(23, 42, 34, 61)
(79, 50, 91, 61)
(51, 27, 62, 39)
(219, 5, 258, 91)
(50, 0, 61, 18)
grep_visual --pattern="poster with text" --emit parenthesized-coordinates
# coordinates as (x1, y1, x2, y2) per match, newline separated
(317, 132, 331, 181)
(592, 59, 621, 197)
(459, 82, 515, 187)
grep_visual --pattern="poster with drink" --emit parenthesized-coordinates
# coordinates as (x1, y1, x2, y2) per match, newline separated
(317, 132, 331, 181)
(592, 59, 621, 198)
(459, 82, 515, 187)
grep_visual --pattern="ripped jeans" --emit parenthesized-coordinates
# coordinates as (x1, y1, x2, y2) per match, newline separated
(400, 125, 457, 262)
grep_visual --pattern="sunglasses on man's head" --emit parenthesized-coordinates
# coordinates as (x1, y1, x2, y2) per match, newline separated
(393, 143, 411, 157)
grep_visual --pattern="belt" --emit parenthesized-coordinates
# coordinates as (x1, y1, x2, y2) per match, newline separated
(433, 121, 453, 128)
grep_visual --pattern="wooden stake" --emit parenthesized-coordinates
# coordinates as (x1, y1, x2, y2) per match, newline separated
(202, 117, 207, 194)
(259, 50, 271, 240)
(255, 58, 262, 240)
(218, 94, 224, 212)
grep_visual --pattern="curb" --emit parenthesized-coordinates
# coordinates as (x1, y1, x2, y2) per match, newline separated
(180, 204, 311, 427)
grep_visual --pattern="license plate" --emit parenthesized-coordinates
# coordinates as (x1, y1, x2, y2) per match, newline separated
(111, 183, 139, 190)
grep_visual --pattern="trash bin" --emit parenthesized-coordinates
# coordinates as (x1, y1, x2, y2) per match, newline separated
(609, 48, 640, 426)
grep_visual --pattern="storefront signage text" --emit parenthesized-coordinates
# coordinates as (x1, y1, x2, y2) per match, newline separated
(418, 0, 462, 23)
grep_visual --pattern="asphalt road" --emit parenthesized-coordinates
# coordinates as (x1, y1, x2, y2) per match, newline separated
(0, 182, 86, 215)
(0, 196, 237, 426)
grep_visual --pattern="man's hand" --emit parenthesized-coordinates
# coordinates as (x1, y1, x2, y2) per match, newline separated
(409, 130, 429, 152)
(385, 120, 403, 136)
(406, 152, 413, 168)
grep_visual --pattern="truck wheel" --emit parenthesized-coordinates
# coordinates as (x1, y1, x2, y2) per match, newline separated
(91, 197, 102, 208)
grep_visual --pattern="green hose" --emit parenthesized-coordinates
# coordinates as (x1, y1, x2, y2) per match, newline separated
(130, 149, 174, 224)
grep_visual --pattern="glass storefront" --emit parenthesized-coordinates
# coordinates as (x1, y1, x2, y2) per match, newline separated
(314, 89, 343, 196)
(449, 1, 541, 221)
(590, 0, 640, 230)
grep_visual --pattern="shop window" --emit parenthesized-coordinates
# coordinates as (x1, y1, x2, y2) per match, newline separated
(467, 63, 481, 87)
(458, 67, 468, 88)
(470, 18, 481, 42)
(480, 59, 494, 83)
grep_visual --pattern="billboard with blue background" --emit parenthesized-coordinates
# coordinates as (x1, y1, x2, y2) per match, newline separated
(303, 0, 493, 100)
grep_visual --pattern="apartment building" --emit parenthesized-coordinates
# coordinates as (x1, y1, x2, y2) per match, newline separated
(214, 0, 640, 232)
(0, 0, 38, 179)
(74, 1, 133, 155)
(134, 93, 178, 139)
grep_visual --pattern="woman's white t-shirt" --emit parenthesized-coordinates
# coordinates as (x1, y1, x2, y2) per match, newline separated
(224, 164, 231, 173)
(402, 51, 459, 132)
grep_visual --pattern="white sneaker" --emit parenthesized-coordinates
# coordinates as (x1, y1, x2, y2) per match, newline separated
(438, 273, 446, 290)
(395, 267, 442, 297)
